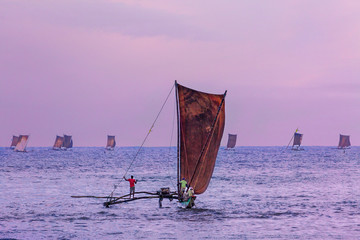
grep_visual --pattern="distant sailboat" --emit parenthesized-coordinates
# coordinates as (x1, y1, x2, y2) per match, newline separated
(63, 135, 73, 149)
(106, 135, 116, 150)
(338, 134, 350, 149)
(53, 135, 65, 150)
(292, 132, 304, 151)
(10, 135, 20, 149)
(14, 135, 29, 152)
(226, 134, 237, 150)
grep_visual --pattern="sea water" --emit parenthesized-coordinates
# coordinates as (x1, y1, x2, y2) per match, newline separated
(1, 146, 360, 239)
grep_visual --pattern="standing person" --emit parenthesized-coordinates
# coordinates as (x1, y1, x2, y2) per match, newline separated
(179, 178, 187, 196)
(123, 175, 137, 199)
(187, 187, 194, 197)
(183, 186, 194, 202)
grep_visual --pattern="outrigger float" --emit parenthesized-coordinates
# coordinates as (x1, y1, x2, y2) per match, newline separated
(72, 81, 226, 208)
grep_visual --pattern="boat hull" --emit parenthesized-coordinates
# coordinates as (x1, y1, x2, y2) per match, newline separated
(180, 196, 196, 208)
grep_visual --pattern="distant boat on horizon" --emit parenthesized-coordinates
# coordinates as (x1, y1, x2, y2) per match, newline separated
(53, 134, 73, 150)
(10, 135, 20, 149)
(226, 134, 237, 150)
(338, 134, 350, 149)
(53, 135, 65, 150)
(106, 135, 116, 150)
(14, 135, 29, 152)
(63, 135, 73, 149)
(292, 132, 304, 151)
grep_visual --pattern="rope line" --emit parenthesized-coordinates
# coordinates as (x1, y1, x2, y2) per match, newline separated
(107, 83, 175, 201)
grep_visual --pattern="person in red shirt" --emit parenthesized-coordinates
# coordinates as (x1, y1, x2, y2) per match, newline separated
(124, 175, 137, 199)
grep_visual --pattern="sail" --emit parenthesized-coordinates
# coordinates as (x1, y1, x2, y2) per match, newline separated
(63, 135, 73, 148)
(53, 135, 64, 149)
(176, 82, 226, 194)
(338, 134, 350, 148)
(10, 135, 20, 148)
(14, 135, 29, 152)
(293, 133, 303, 146)
(226, 134, 237, 148)
(106, 135, 116, 148)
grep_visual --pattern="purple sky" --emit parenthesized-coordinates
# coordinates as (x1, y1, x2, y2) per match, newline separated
(1, 0, 360, 147)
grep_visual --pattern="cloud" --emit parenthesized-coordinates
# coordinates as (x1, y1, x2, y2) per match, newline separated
(1, 0, 211, 41)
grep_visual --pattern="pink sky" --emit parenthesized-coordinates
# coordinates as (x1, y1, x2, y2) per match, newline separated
(1, 0, 360, 147)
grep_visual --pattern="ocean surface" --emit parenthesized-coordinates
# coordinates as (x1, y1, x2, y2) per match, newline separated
(1, 146, 360, 239)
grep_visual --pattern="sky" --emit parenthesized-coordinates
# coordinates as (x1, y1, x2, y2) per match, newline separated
(1, 0, 360, 147)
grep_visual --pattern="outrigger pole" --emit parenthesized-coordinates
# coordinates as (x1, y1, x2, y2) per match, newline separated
(72, 191, 179, 208)
(104, 189, 178, 208)
(102, 190, 178, 208)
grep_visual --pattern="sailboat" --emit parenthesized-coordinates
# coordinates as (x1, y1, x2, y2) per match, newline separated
(101, 81, 226, 208)
(63, 135, 73, 149)
(14, 135, 29, 152)
(226, 134, 237, 150)
(106, 135, 116, 150)
(176, 81, 226, 208)
(338, 134, 351, 149)
(53, 135, 65, 150)
(10, 135, 20, 149)
(292, 132, 304, 151)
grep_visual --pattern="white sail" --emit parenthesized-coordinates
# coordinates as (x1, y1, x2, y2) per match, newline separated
(14, 135, 29, 152)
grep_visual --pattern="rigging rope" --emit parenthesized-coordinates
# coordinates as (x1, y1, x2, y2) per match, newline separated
(166, 96, 177, 191)
(107, 83, 175, 201)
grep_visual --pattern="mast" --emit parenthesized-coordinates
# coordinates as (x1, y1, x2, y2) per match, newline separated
(285, 128, 299, 150)
(175, 80, 180, 195)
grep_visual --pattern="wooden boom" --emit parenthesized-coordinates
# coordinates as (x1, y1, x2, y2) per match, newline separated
(104, 191, 178, 207)
(72, 190, 179, 208)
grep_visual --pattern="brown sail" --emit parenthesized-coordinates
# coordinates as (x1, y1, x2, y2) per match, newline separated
(63, 135, 73, 149)
(176, 82, 226, 194)
(226, 134, 237, 149)
(10, 135, 20, 148)
(338, 134, 350, 149)
(14, 135, 29, 152)
(106, 135, 116, 148)
(293, 133, 303, 146)
(53, 136, 64, 149)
